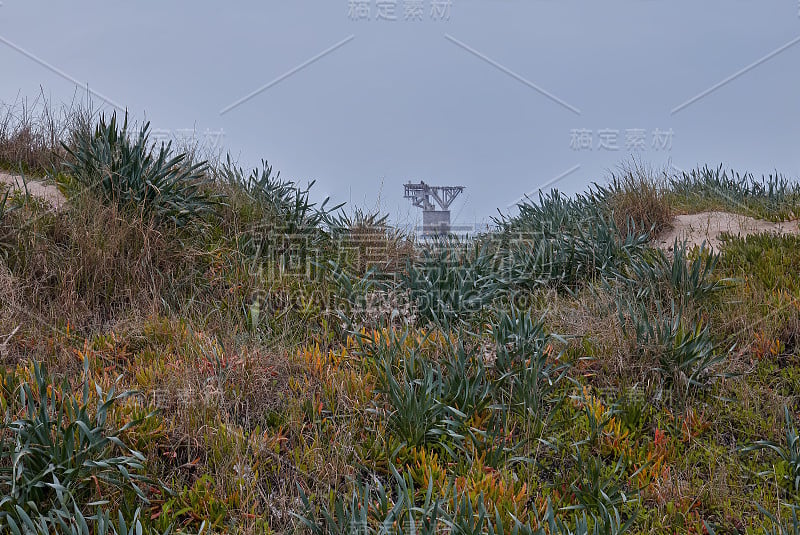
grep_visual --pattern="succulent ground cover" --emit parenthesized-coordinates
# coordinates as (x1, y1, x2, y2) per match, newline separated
(1, 100, 800, 533)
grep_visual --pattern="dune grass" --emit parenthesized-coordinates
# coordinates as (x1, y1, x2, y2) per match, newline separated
(1, 98, 800, 533)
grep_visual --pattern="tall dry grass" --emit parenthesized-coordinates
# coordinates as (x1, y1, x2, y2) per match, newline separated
(0, 89, 88, 175)
(607, 159, 672, 238)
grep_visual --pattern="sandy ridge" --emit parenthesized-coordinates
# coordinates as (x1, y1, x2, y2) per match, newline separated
(2, 173, 799, 250)
(656, 211, 800, 251)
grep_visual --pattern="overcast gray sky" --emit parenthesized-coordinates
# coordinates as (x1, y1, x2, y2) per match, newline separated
(1, 1, 798, 228)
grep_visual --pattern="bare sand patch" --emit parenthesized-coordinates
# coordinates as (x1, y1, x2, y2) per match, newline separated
(0, 172, 65, 209)
(656, 211, 800, 251)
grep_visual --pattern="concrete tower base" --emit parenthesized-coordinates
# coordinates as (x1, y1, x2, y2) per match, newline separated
(423, 210, 451, 235)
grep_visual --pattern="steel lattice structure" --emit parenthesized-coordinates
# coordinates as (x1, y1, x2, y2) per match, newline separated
(403, 181, 465, 234)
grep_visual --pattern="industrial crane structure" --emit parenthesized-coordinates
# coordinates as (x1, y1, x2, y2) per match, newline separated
(403, 181, 465, 235)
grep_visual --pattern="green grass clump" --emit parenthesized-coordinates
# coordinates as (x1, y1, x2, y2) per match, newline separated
(668, 165, 800, 221)
(399, 237, 502, 325)
(718, 233, 800, 294)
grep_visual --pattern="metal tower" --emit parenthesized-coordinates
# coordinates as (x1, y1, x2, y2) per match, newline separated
(403, 181, 465, 235)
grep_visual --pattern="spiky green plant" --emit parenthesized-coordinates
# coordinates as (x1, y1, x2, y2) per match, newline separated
(294, 466, 441, 535)
(62, 111, 213, 226)
(295, 469, 636, 535)
(616, 290, 724, 397)
(656, 314, 719, 391)
(4, 504, 181, 535)
(220, 156, 342, 263)
(401, 237, 501, 325)
(625, 240, 729, 305)
(0, 360, 152, 529)
(743, 406, 800, 497)
(320, 259, 381, 324)
(370, 342, 462, 451)
(491, 308, 570, 432)
(564, 454, 638, 534)
(496, 189, 650, 290)
(445, 489, 493, 535)
(441, 338, 492, 425)
(758, 503, 800, 535)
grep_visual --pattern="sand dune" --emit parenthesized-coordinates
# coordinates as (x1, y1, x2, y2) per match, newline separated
(657, 210, 800, 251)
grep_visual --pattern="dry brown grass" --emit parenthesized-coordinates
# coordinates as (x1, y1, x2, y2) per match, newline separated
(0, 189, 281, 370)
(542, 287, 643, 388)
(608, 159, 673, 238)
(3, 198, 183, 332)
(343, 220, 414, 276)
(0, 90, 83, 175)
